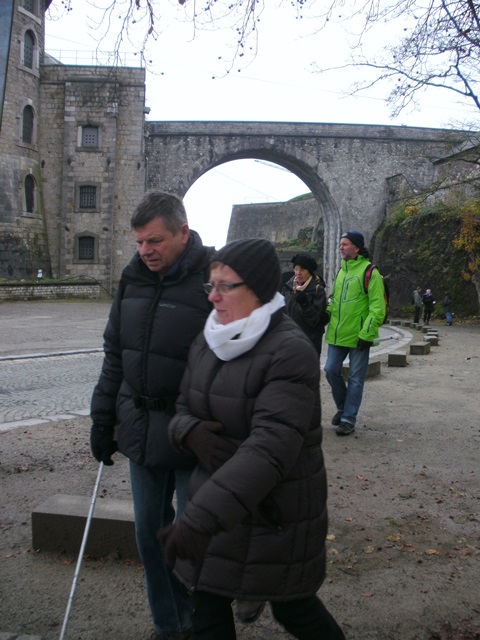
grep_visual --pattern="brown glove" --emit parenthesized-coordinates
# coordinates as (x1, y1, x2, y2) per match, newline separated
(158, 520, 211, 568)
(185, 421, 238, 473)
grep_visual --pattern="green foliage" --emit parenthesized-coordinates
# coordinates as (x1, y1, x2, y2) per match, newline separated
(287, 193, 314, 203)
(372, 202, 479, 318)
(452, 200, 480, 283)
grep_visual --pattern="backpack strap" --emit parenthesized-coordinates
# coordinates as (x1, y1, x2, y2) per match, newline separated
(363, 263, 376, 293)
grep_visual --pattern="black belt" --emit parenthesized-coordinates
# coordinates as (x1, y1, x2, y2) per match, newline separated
(133, 395, 174, 411)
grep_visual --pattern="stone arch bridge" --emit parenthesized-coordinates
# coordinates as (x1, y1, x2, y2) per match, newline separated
(145, 121, 464, 287)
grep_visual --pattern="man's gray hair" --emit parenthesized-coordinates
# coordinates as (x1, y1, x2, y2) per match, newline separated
(131, 191, 188, 234)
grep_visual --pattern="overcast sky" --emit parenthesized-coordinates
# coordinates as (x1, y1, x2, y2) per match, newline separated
(45, 1, 478, 248)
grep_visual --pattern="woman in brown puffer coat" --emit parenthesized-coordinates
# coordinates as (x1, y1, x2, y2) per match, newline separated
(160, 239, 345, 640)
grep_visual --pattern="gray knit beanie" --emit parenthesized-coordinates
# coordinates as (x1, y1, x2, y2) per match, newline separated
(212, 239, 281, 304)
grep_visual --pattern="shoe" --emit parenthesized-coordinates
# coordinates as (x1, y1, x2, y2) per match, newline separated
(148, 631, 192, 640)
(336, 421, 355, 436)
(235, 600, 266, 623)
(331, 411, 343, 426)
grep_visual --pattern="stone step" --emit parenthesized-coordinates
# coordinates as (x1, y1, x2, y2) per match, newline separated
(388, 351, 408, 367)
(410, 342, 431, 355)
(424, 335, 439, 346)
(32, 494, 138, 560)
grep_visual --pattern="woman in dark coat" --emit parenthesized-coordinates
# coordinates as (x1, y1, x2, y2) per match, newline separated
(282, 252, 328, 355)
(160, 239, 345, 640)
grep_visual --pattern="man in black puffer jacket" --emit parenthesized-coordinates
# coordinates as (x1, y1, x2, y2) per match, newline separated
(90, 191, 213, 640)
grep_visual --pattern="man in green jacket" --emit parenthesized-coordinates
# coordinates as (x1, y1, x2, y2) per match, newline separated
(324, 230, 386, 436)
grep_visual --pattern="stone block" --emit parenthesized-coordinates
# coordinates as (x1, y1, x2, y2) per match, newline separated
(32, 494, 139, 560)
(402, 321, 411, 327)
(388, 351, 408, 367)
(0, 634, 42, 640)
(424, 335, 439, 346)
(390, 319, 402, 326)
(410, 342, 431, 355)
(343, 359, 381, 379)
(422, 325, 437, 333)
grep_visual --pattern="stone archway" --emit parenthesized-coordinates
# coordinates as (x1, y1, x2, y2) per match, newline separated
(164, 148, 341, 289)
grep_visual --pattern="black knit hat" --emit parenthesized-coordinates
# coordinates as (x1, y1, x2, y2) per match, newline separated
(291, 252, 318, 274)
(341, 230, 365, 250)
(212, 239, 281, 304)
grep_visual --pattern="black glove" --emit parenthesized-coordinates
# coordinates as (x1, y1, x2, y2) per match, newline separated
(295, 291, 309, 308)
(185, 421, 238, 473)
(158, 520, 211, 568)
(357, 338, 373, 351)
(90, 423, 118, 466)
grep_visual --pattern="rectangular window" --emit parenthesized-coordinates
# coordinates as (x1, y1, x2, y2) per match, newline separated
(82, 126, 98, 147)
(78, 237, 95, 260)
(24, 0, 35, 14)
(79, 185, 97, 209)
(24, 31, 34, 68)
(22, 105, 34, 144)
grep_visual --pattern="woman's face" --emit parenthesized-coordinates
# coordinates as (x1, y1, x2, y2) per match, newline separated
(208, 264, 262, 325)
(294, 265, 310, 283)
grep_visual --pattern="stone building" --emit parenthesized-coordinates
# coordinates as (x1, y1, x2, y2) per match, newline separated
(0, 0, 146, 291)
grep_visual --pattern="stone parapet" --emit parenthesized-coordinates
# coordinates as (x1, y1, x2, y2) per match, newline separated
(0, 282, 102, 300)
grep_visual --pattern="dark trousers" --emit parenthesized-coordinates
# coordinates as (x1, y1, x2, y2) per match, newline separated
(413, 306, 421, 324)
(191, 591, 346, 640)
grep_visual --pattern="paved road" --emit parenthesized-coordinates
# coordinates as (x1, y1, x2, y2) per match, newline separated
(0, 300, 411, 432)
(0, 301, 110, 431)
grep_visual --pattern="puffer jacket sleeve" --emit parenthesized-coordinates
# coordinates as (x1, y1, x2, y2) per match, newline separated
(90, 283, 125, 427)
(171, 338, 318, 536)
(358, 268, 386, 342)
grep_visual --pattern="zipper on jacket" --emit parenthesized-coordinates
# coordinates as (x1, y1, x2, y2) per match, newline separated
(333, 263, 348, 344)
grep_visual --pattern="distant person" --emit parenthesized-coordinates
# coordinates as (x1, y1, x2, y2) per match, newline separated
(412, 287, 423, 324)
(282, 252, 328, 355)
(324, 231, 386, 436)
(443, 292, 453, 326)
(422, 288, 436, 325)
(160, 238, 346, 640)
(90, 190, 214, 640)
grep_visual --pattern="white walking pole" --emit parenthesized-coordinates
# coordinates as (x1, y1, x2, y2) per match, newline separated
(373, 335, 400, 345)
(59, 462, 104, 640)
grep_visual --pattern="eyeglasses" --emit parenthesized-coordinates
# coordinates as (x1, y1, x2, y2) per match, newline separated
(202, 281, 246, 295)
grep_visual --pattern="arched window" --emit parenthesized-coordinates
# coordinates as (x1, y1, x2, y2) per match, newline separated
(25, 174, 35, 213)
(22, 105, 34, 144)
(23, 31, 35, 69)
(78, 236, 95, 261)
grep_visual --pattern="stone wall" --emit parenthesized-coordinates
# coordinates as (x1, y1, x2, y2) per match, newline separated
(227, 197, 320, 244)
(0, 281, 103, 301)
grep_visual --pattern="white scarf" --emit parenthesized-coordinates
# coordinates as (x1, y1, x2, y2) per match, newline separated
(204, 292, 285, 361)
